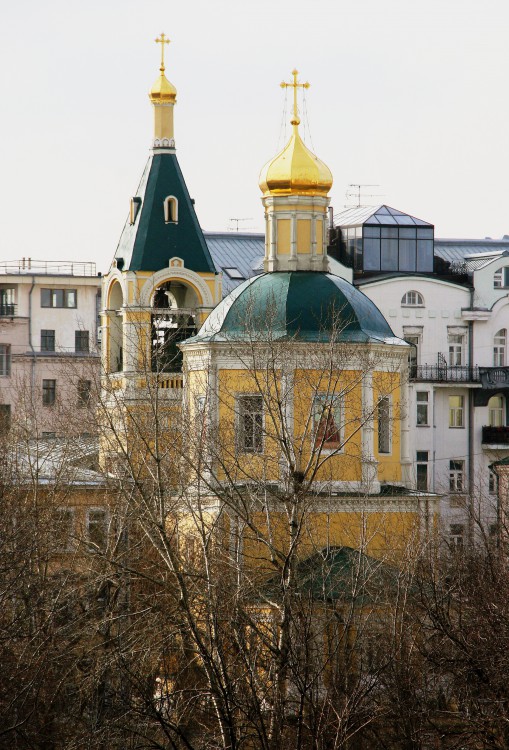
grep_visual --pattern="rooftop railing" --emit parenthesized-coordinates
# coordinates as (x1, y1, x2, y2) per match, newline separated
(0, 259, 97, 277)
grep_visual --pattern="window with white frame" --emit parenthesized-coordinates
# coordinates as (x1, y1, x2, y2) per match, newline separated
(449, 395, 464, 428)
(377, 396, 391, 454)
(493, 267, 509, 288)
(449, 523, 465, 547)
(449, 460, 465, 492)
(313, 393, 343, 451)
(448, 331, 466, 366)
(416, 450, 429, 491)
(488, 395, 504, 427)
(494, 329, 506, 366)
(416, 392, 429, 426)
(237, 395, 263, 453)
(87, 508, 108, 551)
(41, 289, 77, 308)
(0, 345, 11, 377)
(401, 290, 424, 307)
(54, 507, 75, 552)
(164, 196, 178, 224)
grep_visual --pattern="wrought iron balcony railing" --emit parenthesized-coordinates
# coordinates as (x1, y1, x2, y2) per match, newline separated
(0, 304, 16, 316)
(410, 364, 480, 383)
(482, 425, 509, 445)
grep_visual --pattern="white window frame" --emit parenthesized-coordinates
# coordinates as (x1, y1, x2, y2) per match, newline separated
(401, 291, 424, 307)
(449, 523, 465, 547)
(449, 395, 464, 428)
(164, 195, 179, 224)
(448, 332, 465, 367)
(0, 344, 11, 377)
(494, 329, 506, 366)
(416, 391, 429, 426)
(312, 393, 344, 453)
(237, 394, 264, 454)
(449, 460, 465, 493)
(377, 396, 392, 454)
(488, 395, 504, 427)
(416, 450, 429, 491)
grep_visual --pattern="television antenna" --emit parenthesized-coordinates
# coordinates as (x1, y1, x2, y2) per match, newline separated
(345, 184, 383, 208)
(229, 218, 253, 232)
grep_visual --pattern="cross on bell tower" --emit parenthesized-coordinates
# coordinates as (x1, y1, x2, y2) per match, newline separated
(280, 69, 310, 126)
(155, 32, 171, 72)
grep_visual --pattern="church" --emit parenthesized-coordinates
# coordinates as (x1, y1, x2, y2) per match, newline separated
(99, 36, 438, 566)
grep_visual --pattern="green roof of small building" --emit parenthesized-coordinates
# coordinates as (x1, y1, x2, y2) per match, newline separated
(184, 271, 404, 344)
(113, 152, 216, 274)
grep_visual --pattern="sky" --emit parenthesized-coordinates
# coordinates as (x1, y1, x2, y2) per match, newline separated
(1, 0, 508, 274)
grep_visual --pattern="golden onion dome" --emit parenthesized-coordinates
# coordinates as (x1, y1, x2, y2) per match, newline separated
(149, 71, 177, 103)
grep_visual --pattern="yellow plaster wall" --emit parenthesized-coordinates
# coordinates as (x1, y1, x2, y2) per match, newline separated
(373, 373, 402, 483)
(277, 219, 291, 254)
(297, 219, 311, 254)
(316, 219, 323, 253)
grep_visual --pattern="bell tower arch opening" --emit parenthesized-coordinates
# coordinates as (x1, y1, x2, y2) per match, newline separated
(151, 280, 199, 373)
(106, 280, 124, 373)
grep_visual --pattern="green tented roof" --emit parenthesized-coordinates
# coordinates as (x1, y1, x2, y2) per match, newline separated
(113, 153, 216, 274)
(184, 271, 404, 345)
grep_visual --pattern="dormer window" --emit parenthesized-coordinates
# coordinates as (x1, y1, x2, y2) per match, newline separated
(130, 197, 142, 225)
(164, 196, 178, 224)
(401, 291, 424, 307)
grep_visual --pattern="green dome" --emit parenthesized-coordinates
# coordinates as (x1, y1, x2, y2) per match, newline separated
(185, 272, 403, 345)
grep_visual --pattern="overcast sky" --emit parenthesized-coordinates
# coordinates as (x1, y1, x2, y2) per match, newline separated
(0, 0, 508, 273)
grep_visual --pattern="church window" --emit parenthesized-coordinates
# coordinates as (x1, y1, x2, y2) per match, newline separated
(237, 395, 263, 453)
(313, 394, 343, 451)
(129, 197, 142, 225)
(377, 396, 391, 454)
(401, 291, 424, 307)
(164, 196, 178, 224)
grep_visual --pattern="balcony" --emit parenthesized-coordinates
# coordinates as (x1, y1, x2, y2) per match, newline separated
(410, 365, 480, 383)
(0, 304, 16, 316)
(482, 425, 509, 446)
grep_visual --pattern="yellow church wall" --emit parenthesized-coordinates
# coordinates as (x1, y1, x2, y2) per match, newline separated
(373, 372, 403, 483)
(315, 219, 323, 253)
(276, 219, 291, 254)
(297, 219, 311, 254)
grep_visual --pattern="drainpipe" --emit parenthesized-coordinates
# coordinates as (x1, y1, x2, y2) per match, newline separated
(468, 288, 475, 545)
(28, 276, 36, 410)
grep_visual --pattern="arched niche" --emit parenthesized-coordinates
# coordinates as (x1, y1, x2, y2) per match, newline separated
(106, 279, 124, 373)
(150, 279, 200, 374)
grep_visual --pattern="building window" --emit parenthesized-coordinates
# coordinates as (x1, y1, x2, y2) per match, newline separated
(377, 396, 391, 454)
(75, 330, 90, 353)
(41, 329, 55, 352)
(129, 196, 142, 225)
(449, 395, 464, 428)
(0, 288, 15, 315)
(313, 394, 343, 451)
(54, 507, 75, 552)
(0, 345, 11, 377)
(0, 404, 11, 433)
(488, 395, 504, 427)
(237, 395, 263, 453)
(87, 508, 108, 551)
(448, 332, 465, 366)
(493, 267, 509, 288)
(41, 288, 77, 308)
(77, 379, 92, 407)
(416, 392, 429, 426)
(401, 291, 424, 307)
(494, 329, 506, 366)
(449, 523, 465, 548)
(449, 460, 465, 492)
(164, 196, 178, 224)
(416, 450, 428, 491)
(42, 431, 56, 438)
(42, 379, 56, 406)
(489, 470, 499, 495)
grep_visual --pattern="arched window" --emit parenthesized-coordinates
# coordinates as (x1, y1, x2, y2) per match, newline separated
(494, 329, 506, 366)
(164, 196, 178, 224)
(401, 291, 424, 307)
(488, 395, 504, 427)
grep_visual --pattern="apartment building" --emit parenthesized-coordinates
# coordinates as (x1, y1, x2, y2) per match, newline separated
(0, 258, 101, 437)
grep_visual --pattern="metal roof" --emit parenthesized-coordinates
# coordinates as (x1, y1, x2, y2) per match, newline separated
(434, 239, 509, 265)
(204, 232, 265, 294)
(334, 204, 432, 227)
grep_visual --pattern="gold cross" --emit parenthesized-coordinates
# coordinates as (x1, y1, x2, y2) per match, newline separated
(280, 69, 310, 125)
(155, 33, 171, 72)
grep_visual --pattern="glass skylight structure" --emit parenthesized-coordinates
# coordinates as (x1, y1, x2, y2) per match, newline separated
(334, 205, 434, 274)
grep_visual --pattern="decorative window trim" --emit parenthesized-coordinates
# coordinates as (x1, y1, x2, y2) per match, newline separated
(494, 328, 506, 366)
(164, 195, 178, 224)
(313, 393, 344, 453)
(377, 396, 392, 455)
(236, 394, 264, 454)
(401, 290, 424, 307)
